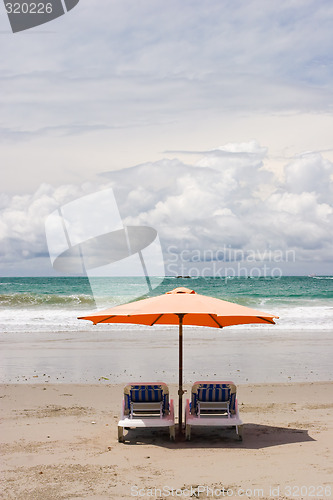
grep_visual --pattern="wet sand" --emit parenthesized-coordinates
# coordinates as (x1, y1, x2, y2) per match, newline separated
(1, 328, 332, 385)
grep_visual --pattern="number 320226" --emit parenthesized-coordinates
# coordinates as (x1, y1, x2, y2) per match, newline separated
(285, 485, 331, 497)
(5, 3, 53, 14)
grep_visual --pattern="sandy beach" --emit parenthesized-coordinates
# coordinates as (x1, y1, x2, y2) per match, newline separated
(1, 381, 332, 499)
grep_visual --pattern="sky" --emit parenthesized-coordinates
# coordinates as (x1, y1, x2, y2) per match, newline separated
(0, 0, 333, 276)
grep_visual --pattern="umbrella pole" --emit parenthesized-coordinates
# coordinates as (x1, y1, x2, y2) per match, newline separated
(178, 313, 184, 435)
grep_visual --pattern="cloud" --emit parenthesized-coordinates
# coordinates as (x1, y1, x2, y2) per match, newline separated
(0, 124, 122, 143)
(103, 143, 333, 272)
(1, 141, 332, 275)
(284, 152, 333, 200)
(1, 3, 333, 274)
(2, 1, 333, 137)
(2, 1, 333, 197)
(0, 183, 91, 264)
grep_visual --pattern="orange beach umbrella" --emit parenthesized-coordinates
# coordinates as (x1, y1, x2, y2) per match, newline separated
(78, 287, 278, 432)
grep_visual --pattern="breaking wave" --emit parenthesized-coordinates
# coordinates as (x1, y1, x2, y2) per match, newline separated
(0, 292, 95, 308)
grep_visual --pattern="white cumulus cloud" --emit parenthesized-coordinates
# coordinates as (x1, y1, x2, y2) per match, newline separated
(0, 142, 332, 276)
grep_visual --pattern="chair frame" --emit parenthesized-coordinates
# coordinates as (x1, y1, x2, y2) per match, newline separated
(118, 382, 175, 442)
(185, 381, 243, 440)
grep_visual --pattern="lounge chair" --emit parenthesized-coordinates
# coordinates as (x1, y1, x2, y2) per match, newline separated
(118, 382, 175, 442)
(185, 381, 243, 440)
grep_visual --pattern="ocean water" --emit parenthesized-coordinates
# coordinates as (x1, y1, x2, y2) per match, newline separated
(0, 276, 332, 384)
(0, 275, 332, 333)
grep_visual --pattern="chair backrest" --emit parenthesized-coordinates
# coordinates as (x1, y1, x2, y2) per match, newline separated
(191, 382, 236, 415)
(124, 383, 169, 415)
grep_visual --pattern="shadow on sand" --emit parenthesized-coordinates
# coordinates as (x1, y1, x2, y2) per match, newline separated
(120, 423, 315, 449)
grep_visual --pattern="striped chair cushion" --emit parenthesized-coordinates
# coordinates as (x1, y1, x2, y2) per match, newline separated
(191, 383, 236, 414)
(124, 384, 169, 415)
(197, 386, 230, 402)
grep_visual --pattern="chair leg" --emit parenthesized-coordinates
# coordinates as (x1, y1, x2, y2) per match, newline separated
(185, 424, 191, 441)
(169, 425, 175, 441)
(236, 424, 243, 441)
(118, 426, 124, 442)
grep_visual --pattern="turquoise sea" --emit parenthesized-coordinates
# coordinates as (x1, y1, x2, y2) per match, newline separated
(0, 276, 332, 384)
(0, 275, 332, 332)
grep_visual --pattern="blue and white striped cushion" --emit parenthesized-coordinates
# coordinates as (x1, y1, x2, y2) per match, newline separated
(197, 386, 230, 403)
(124, 384, 169, 415)
(192, 383, 236, 414)
(131, 386, 163, 405)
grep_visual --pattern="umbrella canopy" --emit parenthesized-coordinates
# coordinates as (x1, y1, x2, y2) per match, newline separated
(79, 287, 278, 432)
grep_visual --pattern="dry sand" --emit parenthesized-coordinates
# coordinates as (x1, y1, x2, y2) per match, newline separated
(1, 382, 332, 499)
